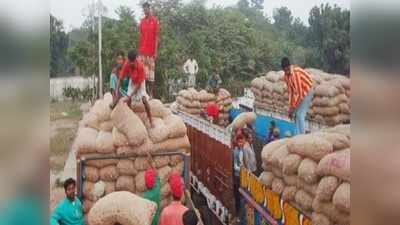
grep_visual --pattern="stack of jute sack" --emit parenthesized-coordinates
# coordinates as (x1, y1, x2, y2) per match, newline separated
(259, 124, 350, 225)
(250, 68, 350, 126)
(74, 93, 189, 218)
(176, 88, 233, 127)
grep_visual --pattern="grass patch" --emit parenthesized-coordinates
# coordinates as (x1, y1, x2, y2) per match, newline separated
(50, 127, 77, 171)
(50, 100, 83, 121)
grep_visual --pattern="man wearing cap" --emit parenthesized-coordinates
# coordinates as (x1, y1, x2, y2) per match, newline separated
(143, 169, 161, 225)
(159, 173, 188, 225)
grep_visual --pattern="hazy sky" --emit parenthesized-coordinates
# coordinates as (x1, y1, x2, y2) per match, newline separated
(50, 0, 350, 31)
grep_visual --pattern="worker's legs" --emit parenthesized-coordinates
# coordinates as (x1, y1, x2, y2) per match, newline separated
(294, 89, 314, 135)
(142, 96, 153, 127)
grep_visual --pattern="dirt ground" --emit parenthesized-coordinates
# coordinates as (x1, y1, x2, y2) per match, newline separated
(50, 100, 84, 211)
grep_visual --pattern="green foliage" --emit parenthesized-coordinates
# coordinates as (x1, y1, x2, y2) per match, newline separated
(63, 86, 93, 101)
(50, 14, 69, 77)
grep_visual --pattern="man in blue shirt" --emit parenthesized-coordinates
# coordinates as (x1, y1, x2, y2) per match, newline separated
(50, 178, 85, 225)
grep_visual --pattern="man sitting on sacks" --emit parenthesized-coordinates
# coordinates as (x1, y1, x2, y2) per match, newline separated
(200, 102, 223, 125)
(112, 49, 154, 127)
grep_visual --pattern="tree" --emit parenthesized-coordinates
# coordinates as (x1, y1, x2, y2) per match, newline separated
(273, 7, 293, 32)
(50, 14, 69, 77)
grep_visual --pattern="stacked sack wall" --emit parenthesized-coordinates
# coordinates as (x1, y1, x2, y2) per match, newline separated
(74, 93, 189, 218)
(176, 88, 233, 127)
(260, 124, 350, 225)
(251, 68, 350, 126)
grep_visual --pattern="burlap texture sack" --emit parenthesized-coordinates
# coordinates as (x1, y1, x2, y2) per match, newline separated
(91, 99, 112, 122)
(164, 115, 187, 139)
(271, 178, 285, 194)
(104, 181, 115, 195)
(83, 199, 94, 214)
(313, 106, 340, 117)
(116, 175, 136, 193)
(287, 134, 333, 161)
(282, 154, 302, 175)
(153, 135, 190, 153)
(312, 199, 350, 225)
(251, 78, 265, 90)
(171, 162, 184, 175)
(99, 121, 113, 132)
(111, 102, 147, 146)
(315, 84, 340, 97)
(261, 139, 287, 164)
(312, 94, 348, 107)
(161, 184, 171, 199)
(84, 154, 118, 168)
(231, 112, 256, 131)
(83, 181, 96, 201)
(178, 105, 202, 115)
(311, 212, 332, 225)
(148, 118, 169, 144)
(135, 171, 147, 192)
(82, 112, 101, 130)
(117, 138, 154, 156)
(295, 189, 313, 211)
(99, 165, 119, 182)
(316, 149, 350, 182)
(88, 191, 156, 225)
(75, 127, 98, 155)
(297, 178, 317, 196)
(152, 156, 171, 169)
(315, 132, 350, 151)
(84, 166, 99, 183)
(95, 131, 115, 154)
(134, 157, 152, 171)
(271, 166, 283, 178)
(283, 174, 299, 186)
(159, 166, 173, 186)
(149, 99, 172, 119)
(282, 186, 297, 201)
(177, 96, 201, 108)
(332, 182, 350, 213)
(270, 145, 289, 167)
(117, 159, 137, 176)
(112, 127, 129, 147)
(316, 176, 339, 201)
(339, 103, 350, 114)
(298, 158, 319, 184)
(259, 171, 274, 187)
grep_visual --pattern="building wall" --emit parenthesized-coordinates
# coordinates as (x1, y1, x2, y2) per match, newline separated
(50, 76, 97, 100)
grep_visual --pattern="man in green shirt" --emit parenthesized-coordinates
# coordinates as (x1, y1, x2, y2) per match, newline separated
(110, 50, 129, 97)
(143, 169, 161, 225)
(50, 178, 85, 225)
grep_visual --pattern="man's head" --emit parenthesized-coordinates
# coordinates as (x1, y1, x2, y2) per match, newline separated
(64, 178, 76, 201)
(183, 209, 198, 225)
(116, 50, 125, 65)
(127, 50, 137, 65)
(270, 120, 276, 129)
(143, 2, 151, 16)
(236, 135, 244, 149)
(281, 57, 291, 75)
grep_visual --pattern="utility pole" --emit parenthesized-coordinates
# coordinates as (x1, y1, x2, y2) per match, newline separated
(97, 0, 103, 98)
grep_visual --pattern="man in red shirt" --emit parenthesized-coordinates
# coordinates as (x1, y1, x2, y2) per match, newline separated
(114, 50, 154, 127)
(138, 2, 160, 98)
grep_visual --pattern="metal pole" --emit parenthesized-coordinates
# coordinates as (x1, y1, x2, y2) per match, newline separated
(98, 0, 103, 98)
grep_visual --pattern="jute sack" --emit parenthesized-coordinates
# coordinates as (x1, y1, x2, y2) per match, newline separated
(148, 118, 169, 144)
(231, 112, 256, 131)
(75, 127, 98, 155)
(117, 159, 137, 176)
(171, 162, 184, 175)
(83, 154, 118, 168)
(339, 103, 350, 114)
(169, 155, 183, 166)
(315, 84, 340, 97)
(153, 135, 190, 153)
(161, 184, 171, 199)
(88, 191, 157, 225)
(116, 138, 154, 156)
(270, 145, 289, 167)
(149, 99, 172, 119)
(99, 121, 113, 132)
(111, 102, 147, 146)
(177, 96, 201, 108)
(83, 199, 94, 214)
(178, 90, 193, 100)
(312, 199, 350, 225)
(99, 165, 119, 182)
(104, 181, 115, 195)
(282, 186, 297, 201)
(251, 87, 262, 98)
(261, 139, 288, 164)
(95, 131, 115, 154)
(164, 115, 187, 139)
(112, 127, 129, 147)
(82, 112, 101, 130)
(135, 171, 147, 192)
(134, 157, 152, 171)
(282, 154, 302, 175)
(311, 212, 332, 225)
(178, 105, 202, 115)
(287, 134, 333, 161)
(83, 181, 96, 201)
(265, 71, 282, 83)
(198, 90, 216, 102)
(316, 176, 339, 201)
(116, 175, 136, 193)
(313, 106, 340, 117)
(298, 158, 319, 184)
(187, 88, 200, 100)
(216, 88, 231, 100)
(84, 166, 99, 183)
(315, 132, 350, 151)
(312, 94, 348, 107)
(271, 166, 283, 178)
(91, 99, 112, 122)
(258, 171, 274, 187)
(326, 79, 345, 93)
(283, 174, 299, 186)
(159, 166, 173, 186)
(316, 149, 350, 182)
(332, 182, 350, 213)
(297, 178, 317, 196)
(295, 189, 313, 211)
(152, 156, 171, 169)
(271, 178, 285, 194)
(251, 78, 264, 90)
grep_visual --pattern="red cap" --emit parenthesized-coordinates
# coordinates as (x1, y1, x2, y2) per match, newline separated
(145, 169, 156, 189)
(169, 173, 183, 199)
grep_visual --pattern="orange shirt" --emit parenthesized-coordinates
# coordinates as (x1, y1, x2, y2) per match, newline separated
(284, 65, 313, 109)
(158, 201, 188, 225)
(138, 16, 160, 57)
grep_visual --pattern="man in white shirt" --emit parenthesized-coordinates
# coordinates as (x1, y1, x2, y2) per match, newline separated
(182, 56, 199, 88)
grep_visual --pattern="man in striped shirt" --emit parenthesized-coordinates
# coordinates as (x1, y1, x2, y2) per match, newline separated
(281, 57, 314, 135)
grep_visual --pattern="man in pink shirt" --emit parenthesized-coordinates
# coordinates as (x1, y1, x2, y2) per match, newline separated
(158, 173, 188, 225)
